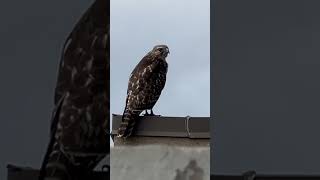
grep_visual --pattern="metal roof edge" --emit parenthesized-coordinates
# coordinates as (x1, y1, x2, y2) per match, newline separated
(111, 114, 210, 139)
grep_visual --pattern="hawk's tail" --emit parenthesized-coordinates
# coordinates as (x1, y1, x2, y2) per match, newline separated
(117, 108, 141, 138)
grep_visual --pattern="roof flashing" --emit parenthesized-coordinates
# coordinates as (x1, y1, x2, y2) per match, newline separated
(111, 114, 210, 139)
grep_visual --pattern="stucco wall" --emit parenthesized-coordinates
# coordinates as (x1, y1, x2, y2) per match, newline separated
(111, 137, 210, 180)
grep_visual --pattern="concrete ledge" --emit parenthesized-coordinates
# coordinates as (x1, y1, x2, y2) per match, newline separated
(110, 145, 210, 180)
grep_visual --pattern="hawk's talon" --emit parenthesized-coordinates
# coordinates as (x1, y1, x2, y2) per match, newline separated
(148, 109, 161, 116)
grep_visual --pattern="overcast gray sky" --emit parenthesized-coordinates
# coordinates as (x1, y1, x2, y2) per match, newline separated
(110, 0, 210, 123)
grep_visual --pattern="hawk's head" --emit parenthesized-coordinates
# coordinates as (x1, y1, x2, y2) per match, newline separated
(151, 45, 170, 59)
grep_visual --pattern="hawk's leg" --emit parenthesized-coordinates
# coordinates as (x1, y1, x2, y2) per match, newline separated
(143, 110, 149, 116)
(150, 109, 161, 116)
(143, 109, 161, 116)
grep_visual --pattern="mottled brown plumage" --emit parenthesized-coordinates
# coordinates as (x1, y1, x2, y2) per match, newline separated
(117, 45, 169, 138)
(39, 0, 109, 180)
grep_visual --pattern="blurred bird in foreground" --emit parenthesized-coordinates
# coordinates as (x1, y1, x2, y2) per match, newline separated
(39, 0, 109, 179)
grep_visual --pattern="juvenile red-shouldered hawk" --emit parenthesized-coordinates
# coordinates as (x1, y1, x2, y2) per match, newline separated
(117, 45, 170, 138)
(39, 0, 109, 179)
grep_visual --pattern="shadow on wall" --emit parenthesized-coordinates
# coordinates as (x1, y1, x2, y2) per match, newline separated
(174, 159, 204, 180)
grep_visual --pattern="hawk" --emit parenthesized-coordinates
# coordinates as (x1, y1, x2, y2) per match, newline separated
(117, 45, 170, 138)
(39, 0, 109, 180)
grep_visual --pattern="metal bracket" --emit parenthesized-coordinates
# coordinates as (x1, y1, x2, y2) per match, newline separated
(101, 164, 110, 172)
(185, 115, 191, 137)
(242, 171, 256, 180)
